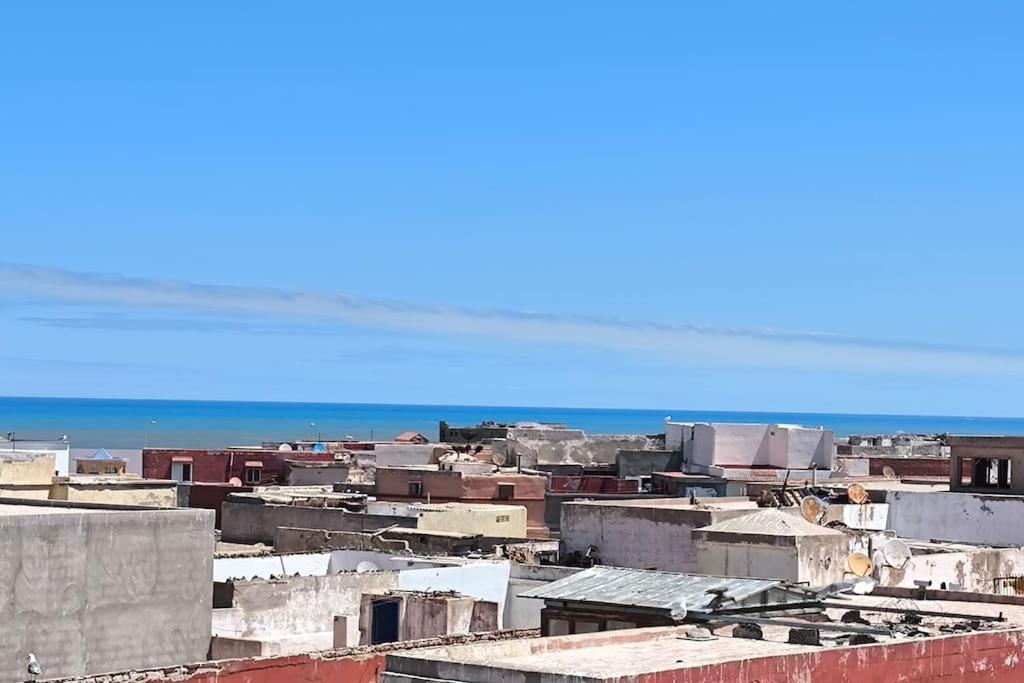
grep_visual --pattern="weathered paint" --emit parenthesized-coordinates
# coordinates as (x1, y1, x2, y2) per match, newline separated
(625, 630, 1024, 683)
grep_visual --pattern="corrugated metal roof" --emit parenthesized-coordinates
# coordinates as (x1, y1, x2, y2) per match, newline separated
(519, 566, 782, 614)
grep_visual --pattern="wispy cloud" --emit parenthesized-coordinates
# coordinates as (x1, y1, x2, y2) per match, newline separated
(2, 262, 1022, 376)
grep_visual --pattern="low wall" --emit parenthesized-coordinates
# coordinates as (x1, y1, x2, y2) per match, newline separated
(46, 631, 539, 683)
(886, 490, 1024, 546)
(221, 501, 417, 544)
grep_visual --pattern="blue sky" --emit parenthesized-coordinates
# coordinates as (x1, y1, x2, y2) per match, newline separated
(1, 3, 1023, 415)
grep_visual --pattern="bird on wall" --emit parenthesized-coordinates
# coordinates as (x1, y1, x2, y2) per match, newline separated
(27, 653, 41, 681)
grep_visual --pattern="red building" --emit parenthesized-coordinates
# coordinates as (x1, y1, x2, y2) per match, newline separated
(142, 448, 335, 486)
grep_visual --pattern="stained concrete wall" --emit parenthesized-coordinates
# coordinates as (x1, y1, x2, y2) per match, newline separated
(886, 491, 1024, 546)
(0, 452, 55, 485)
(559, 501, 759, 571)
(359, 593, 499, 645)
(616, 450, 683, 478)
(221, 501, 417, 544)
(506, 428, 662, 468)
(214, 571, 399, 652)
(693, 535, 848, 585)
(876, 547, 1024, 592)
(50, 480, 178, 507)
(0, 503, 214, 682)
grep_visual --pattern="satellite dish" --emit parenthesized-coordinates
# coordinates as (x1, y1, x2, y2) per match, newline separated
(881, 539, 912, 570)
(667, 597, 688, 622)
(278, 443, 293, 452)
(355, 561, 380, 573)
(800, 496, 827, 524)
(491, 449, 509, 467)
(847, 553, 874, 577)
(847, 483, 869, 505)
(228, 477, 243, 487)
(882, 466, 897, 479)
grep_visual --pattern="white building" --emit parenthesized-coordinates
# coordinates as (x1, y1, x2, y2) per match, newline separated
(666, 422, 833, 474)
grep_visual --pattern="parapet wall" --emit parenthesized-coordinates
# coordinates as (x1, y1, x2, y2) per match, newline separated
(0, 504, 214, 681)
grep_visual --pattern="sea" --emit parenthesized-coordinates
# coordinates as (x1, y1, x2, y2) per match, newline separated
(2, 395, 1024, 450)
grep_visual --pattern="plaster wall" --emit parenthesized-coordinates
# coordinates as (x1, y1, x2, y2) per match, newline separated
(398, 561, 511, 625)
(221, 501, 417, 544)
(0, 452, 55, 485)
(215, 572, 399, 650)
(374, 444, 441, 467)
(0, 505, 213, 682)
(559, 502, 757, 571)
(285, 464, 351, 486)
(876, 547, 1024, 593)
(50, 482, 178, 507)
(506, 428, 660, 467)
(694, 536, 847, 585)
(886, 491, 1024, 546)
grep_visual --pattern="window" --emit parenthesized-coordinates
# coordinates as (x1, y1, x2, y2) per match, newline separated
(497, 483, 515, 500)
(244, 467, 262, 485)
(496, 514, 510, 523)
(409, 481, 423, 496)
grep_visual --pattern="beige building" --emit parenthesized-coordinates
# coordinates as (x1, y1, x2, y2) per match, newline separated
(692, 509, 848, 585)
(367, 501, 528, 538)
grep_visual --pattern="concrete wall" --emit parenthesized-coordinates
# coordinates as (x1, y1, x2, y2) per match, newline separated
(418, 506, 527, 538)
(616, 450, 683, 478)
(214, 572, 399, 652)
(690, 424, 833, 470)
(50, 480, 178, 507)
(0, 504, 214, 682)
(886, 491, 1024, 546)
(877, 547, 1024, 593)
(285, 463, 352, 486)
(398, 561, 511, 625)
(503, 565, 580, 630)
(359, 594, 498, 645)
(559, 501, 758, 571)
(374, 444, 442, 467)
(693, 535, 848, 585)
(0, 451, 55, 485)
(221, 501, 417, 544)
(506, 428, 661, 467)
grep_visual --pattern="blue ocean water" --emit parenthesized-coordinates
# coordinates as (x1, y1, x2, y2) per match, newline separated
(1, 395, 1022, 449)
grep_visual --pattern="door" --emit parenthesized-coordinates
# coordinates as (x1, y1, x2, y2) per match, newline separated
(371, 600, 400, 644)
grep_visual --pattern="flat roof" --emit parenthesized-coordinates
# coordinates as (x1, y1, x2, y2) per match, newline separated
(392, 626, 821, 678)
(563, 497, 758, 510)
(0, 498, 199, 515)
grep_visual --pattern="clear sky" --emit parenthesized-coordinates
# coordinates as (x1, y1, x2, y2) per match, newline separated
(1, 3, 1023, 415)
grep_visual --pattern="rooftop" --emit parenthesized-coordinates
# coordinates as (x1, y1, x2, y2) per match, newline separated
(564, 497, 758, 510)
(389, 626, 828, 679)
(696, 509, 845, 537)
(519, 566, 787, 614)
